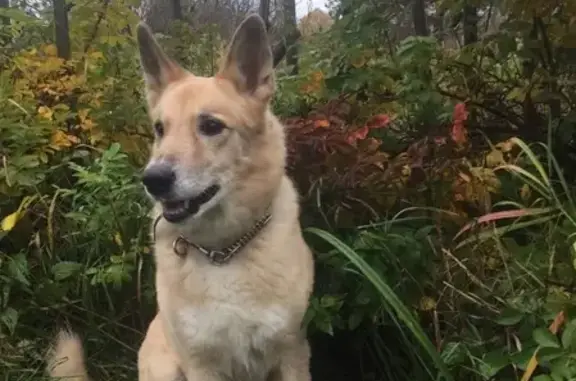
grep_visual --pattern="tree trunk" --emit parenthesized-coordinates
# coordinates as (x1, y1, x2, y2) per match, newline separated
(462, 2, 477, 45)
(282, 0, 298, 74)
(140, 0, 174, 33)
(412, 0, 428, 36)
(53, 0, 71, 60)
(172, 0, 182, 20)
(259, 0, 271, 30)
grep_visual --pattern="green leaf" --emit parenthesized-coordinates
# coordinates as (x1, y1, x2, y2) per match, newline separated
(533, 328, 561, 348)
(348, 311, 363, 330)
(7, 253, 30, 286)
(479, 350, 509, 378)
(561, 320, 576, 350)
(511, 346, 537, 370)
(52, 261, 83, 281)
(550, 372, 564, 381)
(441, 342, 467, 366)
(538, 347, 565, 362)
(533, 375, 553, 381)
(0, 307, 18, 335)
(315, 315, 334, 336)
(550, 357, 573, 379)
(0, 8, 37, 23)
(494, 308, 524, 326)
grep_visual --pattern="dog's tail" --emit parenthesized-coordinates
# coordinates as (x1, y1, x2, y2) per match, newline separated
(46, 330, 91, 381)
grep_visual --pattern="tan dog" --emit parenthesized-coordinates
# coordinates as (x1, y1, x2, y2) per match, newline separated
(47, 13, 314, 381)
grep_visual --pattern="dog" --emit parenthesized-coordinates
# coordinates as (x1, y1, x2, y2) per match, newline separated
(47, 13, 315, 381)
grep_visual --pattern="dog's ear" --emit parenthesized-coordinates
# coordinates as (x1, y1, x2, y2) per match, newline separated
(218, 14, 274, 102)
(136, 22, 187, 107)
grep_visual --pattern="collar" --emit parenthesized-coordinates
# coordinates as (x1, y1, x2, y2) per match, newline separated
(152, 210, 272, 266)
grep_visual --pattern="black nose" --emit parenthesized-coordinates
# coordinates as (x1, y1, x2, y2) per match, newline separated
(142, 163, 176, 197)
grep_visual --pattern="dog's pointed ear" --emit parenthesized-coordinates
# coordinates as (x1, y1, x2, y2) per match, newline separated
(136, 22, 187, 107)
(218, 14, 274, 102)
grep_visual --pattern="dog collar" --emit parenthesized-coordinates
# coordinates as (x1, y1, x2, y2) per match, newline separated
(153, 211, 272, 265)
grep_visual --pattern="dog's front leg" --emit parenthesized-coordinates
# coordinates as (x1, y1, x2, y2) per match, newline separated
(139, 314, 184, 381)
(274, 340, 312, 381)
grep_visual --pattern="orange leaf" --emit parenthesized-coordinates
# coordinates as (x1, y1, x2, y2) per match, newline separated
(314, 119, 330, 128)
(451, 103, 469, 146)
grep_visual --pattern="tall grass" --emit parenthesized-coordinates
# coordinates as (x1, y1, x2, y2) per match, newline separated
(306, 226, 455, 381)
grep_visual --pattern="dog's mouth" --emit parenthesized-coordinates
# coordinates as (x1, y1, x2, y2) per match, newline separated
(160, 184, 220, 223)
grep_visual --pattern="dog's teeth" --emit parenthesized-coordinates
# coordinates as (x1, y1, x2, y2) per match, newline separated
(184, 200, 190, 209)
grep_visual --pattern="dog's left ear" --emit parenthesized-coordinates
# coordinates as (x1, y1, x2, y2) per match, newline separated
(218, 14, 274, 102)
(136, 22, 187, 107)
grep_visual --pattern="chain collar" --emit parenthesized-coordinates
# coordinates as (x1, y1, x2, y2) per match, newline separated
(152, 210, 272, 266)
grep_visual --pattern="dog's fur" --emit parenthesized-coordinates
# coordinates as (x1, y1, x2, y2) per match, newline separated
(47, 14, 314, 381)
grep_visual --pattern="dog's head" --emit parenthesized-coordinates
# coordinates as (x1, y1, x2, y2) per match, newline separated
(137, 14, 285, 225)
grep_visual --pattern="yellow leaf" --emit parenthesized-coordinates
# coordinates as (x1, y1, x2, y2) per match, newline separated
(507, 87, 526, 101)
(418, 296, 437, 311)
(1, 211, 22, 232)
(113, 232, 123, 247)
(89, 51, 104, 60)
(38, 106, 53, 120)
(50, 130, 73, 150)
(486, 149, 505, 167)
(401, 165, 411, 177)
(42, 44, 58, 56)
(78, 109, 89, 122)
(495, 139, 515, 153)
(458, 172, 471, 182)
(80, 118, 95, 131)
(520, 184, 531, 201)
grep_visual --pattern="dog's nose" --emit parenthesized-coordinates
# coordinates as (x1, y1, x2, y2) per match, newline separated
(142, 163, 176, 197)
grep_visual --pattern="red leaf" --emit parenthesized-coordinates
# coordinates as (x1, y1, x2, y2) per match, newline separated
(453, 207, 554, 241)
(346, 126, 369, 145)
(451, 121, 467, 146)
(433, 136, 447, 145)
(366, 114, 391, 129)
(453, 102, 469, 124)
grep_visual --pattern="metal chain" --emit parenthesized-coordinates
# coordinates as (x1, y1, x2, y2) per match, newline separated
(157, 210, 273, 265)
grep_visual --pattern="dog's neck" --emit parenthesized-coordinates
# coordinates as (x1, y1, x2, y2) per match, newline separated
(153, 180, 282, 251)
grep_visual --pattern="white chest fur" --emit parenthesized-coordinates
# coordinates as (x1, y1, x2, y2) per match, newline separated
(170, 300, 291, 379)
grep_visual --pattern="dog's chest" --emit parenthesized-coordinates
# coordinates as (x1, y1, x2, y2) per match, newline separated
(173, 301, 289, 378)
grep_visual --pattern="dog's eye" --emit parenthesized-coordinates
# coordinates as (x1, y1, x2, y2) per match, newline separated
(198, 118, 226, 136)
(153, 121, 164, 137)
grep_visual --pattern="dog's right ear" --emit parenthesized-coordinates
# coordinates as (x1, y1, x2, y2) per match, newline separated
(136, 22, 187, 107)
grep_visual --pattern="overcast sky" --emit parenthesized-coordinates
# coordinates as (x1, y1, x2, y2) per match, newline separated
(295, 0, 329, 19)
